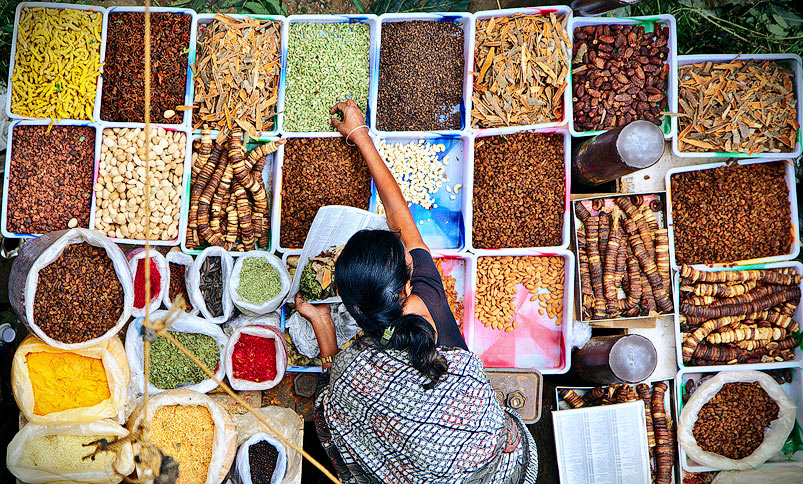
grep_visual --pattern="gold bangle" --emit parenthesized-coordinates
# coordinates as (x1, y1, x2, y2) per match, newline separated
(345, 125, 368, 146)
(320, 355, 334, 365)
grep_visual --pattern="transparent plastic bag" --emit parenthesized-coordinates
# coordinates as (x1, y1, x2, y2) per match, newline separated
(8, 228, 134, 349)
(232, 432, 288, 484)
(229, 251, 291, 315)
(286, 303, 359, 359)
(124, 310, 227, 395)
(164, 250, 198, 315)
(126, 248, 168, 318)
(228, 313, 282, 331)
(188, 246, 234, 324)
(7, 419, 135, 484)
(224, 325, 288, 391)
(127, 389, 237, 484)
(12, 334, 130, 425)
(679, 370, 797, 470)
(236, 407, 304, 484)
(712, 464, 803, 484)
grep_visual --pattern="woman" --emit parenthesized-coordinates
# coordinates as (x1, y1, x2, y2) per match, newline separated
(294, 100, 537, 484)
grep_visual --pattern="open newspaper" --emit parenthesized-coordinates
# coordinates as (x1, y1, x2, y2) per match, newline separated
(285, 205, 388, 305)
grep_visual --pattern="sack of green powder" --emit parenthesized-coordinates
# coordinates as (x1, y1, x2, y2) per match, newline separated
(224, 325, 288, 391)
(233, 432, 288, 484)
(188, 246, 234, 324)
(124, 310, 227, 395)
(126, 248, 169, 318)
(12, 334, 130, 425)
(229, 251, 291, 315)
(128, 389, 237, 484)
(7, 419, 135, 484)
(235, 407, 304, 484)
(8, 228, 134, 350)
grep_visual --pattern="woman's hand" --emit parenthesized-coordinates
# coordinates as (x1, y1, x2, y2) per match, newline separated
(330, 99, 369, 144)
(294, 293, 334, 328)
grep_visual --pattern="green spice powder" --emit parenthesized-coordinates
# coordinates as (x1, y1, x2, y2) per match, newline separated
(149, 332, 220, 389)
(285, 22, 370, 131)
(238, 257, 281, 304)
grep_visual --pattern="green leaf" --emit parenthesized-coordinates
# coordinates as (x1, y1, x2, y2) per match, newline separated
(351, 0, 366, 13)
(768, 23, 788, 38)
(370, 0, 468, 14)
(773, 13, 789, 29)
(243, 1, 266, 12)
(782, 421, 803, 458)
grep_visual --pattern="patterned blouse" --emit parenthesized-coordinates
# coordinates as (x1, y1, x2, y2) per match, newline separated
(313, 342, 538, 484)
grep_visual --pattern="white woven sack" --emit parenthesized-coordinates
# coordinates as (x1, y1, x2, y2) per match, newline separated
(224, 325, 287, 391)
(163, 250, 198, 315)
(232, 432, 288, 484)
(188, 246, 234, 324)
(126, 248, 168, 318)
(229, 251, 291, 315)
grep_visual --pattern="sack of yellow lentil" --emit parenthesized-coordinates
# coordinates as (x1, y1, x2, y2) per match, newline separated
(128, 389, 237, 484)
(7, 419, 135, 484)
(125, 310, 227, 395)
(8, 228, 134, 350)
(12, 335, 130, 425)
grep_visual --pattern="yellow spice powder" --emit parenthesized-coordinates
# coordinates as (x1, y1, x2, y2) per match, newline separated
(20, 434, 116, 473)
(151, 405, 215, 484)
(27, 352, 111, 415)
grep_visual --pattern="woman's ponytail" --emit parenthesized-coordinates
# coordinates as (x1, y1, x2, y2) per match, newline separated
(385, 314, 448, 390)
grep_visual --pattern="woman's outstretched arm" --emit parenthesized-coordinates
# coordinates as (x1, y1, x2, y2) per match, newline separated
(330, 100, 428, 252)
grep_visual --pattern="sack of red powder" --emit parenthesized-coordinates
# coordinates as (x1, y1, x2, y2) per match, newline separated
(126, 248, 168, 318)
(224, 325, 287, 391)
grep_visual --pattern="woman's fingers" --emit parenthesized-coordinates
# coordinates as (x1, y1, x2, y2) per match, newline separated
(330, 117, 342, 129)
(330, 101, 349, 115)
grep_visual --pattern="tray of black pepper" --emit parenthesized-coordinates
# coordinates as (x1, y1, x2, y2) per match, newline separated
(665, 158, 799, 269)
(2, 121, 101, 239)
(676, 367, 800, 472)
(371, 13, 473, 135)
(8, 228, 133, 350)
(234, 433, 288, 484)
(188, 246, 234, 324)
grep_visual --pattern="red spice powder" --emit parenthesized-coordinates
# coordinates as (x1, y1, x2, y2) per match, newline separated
(232, 333, 277, 382)
(134, 258, 162, 309)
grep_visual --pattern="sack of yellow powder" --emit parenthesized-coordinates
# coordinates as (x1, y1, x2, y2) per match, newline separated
(6, 419, 135, 484)
(12, 335, 130, 425)
(128, 389, 237, 484)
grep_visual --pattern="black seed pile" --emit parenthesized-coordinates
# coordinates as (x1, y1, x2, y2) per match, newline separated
(377, 20, 464, 131)
(249, 440, 279, 484)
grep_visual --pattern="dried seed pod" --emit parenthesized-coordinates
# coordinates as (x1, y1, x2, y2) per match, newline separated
(598, 212, 611, 264)
(575, 202, 592, 222)
(684, 295, 717, 306)
(654, 228, 671, 295)
(624, 218, 673, 312)
(682, 281, 757, 298)
(707, 326, 785, 344)
(560, 389, 586, 408)
(197, 143, 229, 246)
(577, 227, 594, 317)
(636, 383, 656, 452)
(679, 265, 802, 286)
(641, 271, 657, 315)
(681, 286, 801, 319)
(617, 196, 656, 259)
(586, 216, 607, 319)
(188, 133, 220, 231)
(692, 343, 742, 362)
(651, 382, 673, 484)
(624, 253, 643, 312)
(682, 315, 748, 361)
(584, 386, 607, 404)
(603, 215, 623, 317)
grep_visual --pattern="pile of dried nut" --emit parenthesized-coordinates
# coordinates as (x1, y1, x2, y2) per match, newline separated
(94, 127, 185, 241)
(376, 139, 455, 214)
(476, 256, 564, 332)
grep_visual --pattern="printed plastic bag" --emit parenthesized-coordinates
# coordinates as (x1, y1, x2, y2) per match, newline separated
(712, 464, 803, 484)
(679, 370, 796, 470)
(286, 303, 359, 359)
(125, 310, 227, 395)
(224, 325, 288, 391)
(236, 407, 304, 484)
(188, 246, 234, 324)
(8, 228, 134, 350)
(12, 334, 130, 425)
(127, 389, 237, 484)
(7, 419, 135, 484)
(229, 251, 291, 315)
(233, 433, 288, 484)
(164, 250, 198, 314)
(126, 248, 168, 318)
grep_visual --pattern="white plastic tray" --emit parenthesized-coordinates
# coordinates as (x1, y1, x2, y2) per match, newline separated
(179, 135, 281, 254)
(674, 364, 803, 473)
(1, 120, 102, 239)
(672, 53, 803, 159)
(568, 15, 678, 140)
(271, 133, 377, 253)
(281, 15, 378, 137)
(466, 127, 572, 254)
(665, 158, 800, 270)
(102, 6, 198, 128)
(471, 7, 573, 136)
(432, 252, 471, 335)
(465, 249, 575, 374)
(672, 260, 803, 372)
(5, 2, 107, 123)
(372, 133, 469, 252)
(371, 13, 474, 136)
(193, 13, 287, 139)
(92, 122, 192, 246)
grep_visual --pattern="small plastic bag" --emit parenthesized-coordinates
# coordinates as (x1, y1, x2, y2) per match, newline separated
(164, 250, 198, 315)
(679, 370, 797, 470)
(7, 419, 135, 484)
(8, 228, 134, 350)
(286, 304, 359, 359)
(236, 407, 304, 484)
(224, 325, 288, 391)
(188, 246, 234, 324)
(229, 251, 291, 315)
(126, 248, 169, 318)
(12, 334, 130, 425)
(232, 432, 288, 484)
(228, 312, 282, 331)
(712, 464, 803, 484)
(124, 310, 227, 395)
(127, 389, 237, 484)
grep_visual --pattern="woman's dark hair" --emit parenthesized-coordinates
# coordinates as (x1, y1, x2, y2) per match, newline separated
(335, 230, 447, 390)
